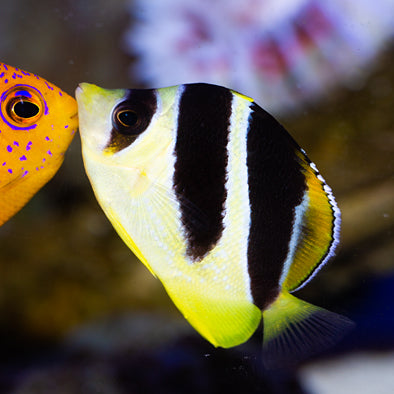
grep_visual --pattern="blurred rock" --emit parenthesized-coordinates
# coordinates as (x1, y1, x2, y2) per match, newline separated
(5, 326, 305, 394)
(299, 352, 394, 394)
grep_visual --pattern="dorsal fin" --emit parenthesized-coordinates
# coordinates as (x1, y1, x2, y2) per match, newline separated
(281, 149, 341, 292)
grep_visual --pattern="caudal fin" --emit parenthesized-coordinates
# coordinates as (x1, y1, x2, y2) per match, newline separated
(262, 292, 354, 369)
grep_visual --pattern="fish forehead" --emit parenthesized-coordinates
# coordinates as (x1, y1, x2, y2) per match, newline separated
(1, 62, 56, 95)
(0, 63, 76, 109)
(0, 62, 77, 129)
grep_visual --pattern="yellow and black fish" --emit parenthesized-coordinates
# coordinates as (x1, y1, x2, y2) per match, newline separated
(0, 62, 77, 226)
(76, 82, 353, 366)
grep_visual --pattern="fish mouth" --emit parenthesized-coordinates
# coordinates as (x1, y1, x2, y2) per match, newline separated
(75, 84, 83, 97)
(75, 82, 92, 99)
(75, 83, 91, 103)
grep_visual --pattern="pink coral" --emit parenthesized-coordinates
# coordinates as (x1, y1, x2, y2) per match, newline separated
(125, 0, 394, 114)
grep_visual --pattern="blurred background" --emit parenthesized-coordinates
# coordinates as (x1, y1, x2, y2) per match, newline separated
(0, 0, 393, 393)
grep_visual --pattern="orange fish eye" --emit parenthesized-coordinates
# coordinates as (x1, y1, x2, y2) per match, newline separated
(1, 85, 45, 129)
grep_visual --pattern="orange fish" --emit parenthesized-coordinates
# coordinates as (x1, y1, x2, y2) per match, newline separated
(0, 63, 78, 225)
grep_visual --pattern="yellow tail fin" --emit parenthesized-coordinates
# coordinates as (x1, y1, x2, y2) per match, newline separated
(262, 292, 354, 369)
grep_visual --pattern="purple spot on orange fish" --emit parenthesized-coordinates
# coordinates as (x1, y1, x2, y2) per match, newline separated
(13, 141, 19, 146)
(21, 70, 31, 76)
(3, 65, 8, 70)
(47, 150, 52, 156)
(8, 169, 12, 174)
(43, 158, 46, 162)
(19, 155, 27, 161)
(22, 170, 29, 177)
(65, 125, 69, 129)
(4, 79, 8, 83)
(15, 90, 32, 98)
(7, 145, 12, 153)
(2, 162, 6, 166)
(26, 141, 32, 151)
(0, 72, 4, 78)
(44, 81, 54, 91)
(59, 91, 63, 96)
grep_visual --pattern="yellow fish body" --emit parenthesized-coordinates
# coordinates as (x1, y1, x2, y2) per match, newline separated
(76, 83, 353, 366)
(0, 63, 77, 225)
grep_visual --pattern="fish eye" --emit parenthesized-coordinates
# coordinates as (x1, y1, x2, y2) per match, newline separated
(1, 86, 44, 128)
(112, 101, 150, 135)
(11, 99, 40, 119)
(116, 109, 139, 128)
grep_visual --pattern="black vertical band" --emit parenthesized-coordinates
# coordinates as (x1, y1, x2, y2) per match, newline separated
(174, 84, 232, 261)
(246, 103, 306, 309)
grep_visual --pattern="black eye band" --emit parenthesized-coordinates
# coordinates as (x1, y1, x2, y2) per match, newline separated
(106, 89, 157, 153)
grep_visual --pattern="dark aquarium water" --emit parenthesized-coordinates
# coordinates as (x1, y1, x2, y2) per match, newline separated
(0, 1, 393, 393)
